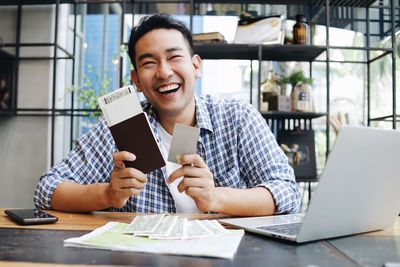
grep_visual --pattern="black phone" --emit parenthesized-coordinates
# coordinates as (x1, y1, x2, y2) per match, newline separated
(4, 209, 58, 225)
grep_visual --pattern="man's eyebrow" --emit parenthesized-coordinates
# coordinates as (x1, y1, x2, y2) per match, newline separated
(137, 47, 184, 62)
(137, 53, 154, 62)
(165, 47, 184, 53)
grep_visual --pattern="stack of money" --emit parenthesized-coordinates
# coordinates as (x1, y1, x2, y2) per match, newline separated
(124, 214, 228, 240)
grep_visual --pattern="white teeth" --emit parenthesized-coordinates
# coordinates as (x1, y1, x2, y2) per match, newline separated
(158, 84, 179, 93)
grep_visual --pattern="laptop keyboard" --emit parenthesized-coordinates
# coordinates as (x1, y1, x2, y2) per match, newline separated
(256, 222, 303, 236)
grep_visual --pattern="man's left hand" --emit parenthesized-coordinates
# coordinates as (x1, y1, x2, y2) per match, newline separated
(167, 154, 217, 212)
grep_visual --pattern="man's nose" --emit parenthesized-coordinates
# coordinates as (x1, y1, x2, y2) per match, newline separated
(156, 62, 173, 79)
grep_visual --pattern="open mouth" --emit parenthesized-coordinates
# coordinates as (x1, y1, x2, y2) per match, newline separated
(157, 83, 180, 95)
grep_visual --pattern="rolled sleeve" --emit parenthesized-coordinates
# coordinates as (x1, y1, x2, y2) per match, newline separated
(33, 118, 116, 209)
(34, 172, 68, 209)
(238, 105, 301, 214)
(257, 180, 300, 214)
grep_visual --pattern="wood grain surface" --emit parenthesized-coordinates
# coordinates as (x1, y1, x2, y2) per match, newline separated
(0, 208, 228, 231)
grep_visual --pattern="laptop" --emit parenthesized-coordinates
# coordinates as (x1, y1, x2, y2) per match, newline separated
(220, 126, 400, 243)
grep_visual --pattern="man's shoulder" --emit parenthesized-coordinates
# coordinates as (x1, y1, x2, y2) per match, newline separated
(80, 117, 112, 141)
(141, 99, 155, 115)
(198, 94, 255, 115)
(140, 99, 150, 109)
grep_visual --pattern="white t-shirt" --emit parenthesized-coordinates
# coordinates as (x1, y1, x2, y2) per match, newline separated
(157, 123, 202, 214)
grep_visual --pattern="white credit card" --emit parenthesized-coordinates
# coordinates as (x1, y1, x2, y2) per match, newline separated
(168, 123, 200, 163)
(97, 85, 142, 127)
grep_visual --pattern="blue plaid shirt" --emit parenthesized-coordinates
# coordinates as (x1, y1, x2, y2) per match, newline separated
(34, 95, 300, 214)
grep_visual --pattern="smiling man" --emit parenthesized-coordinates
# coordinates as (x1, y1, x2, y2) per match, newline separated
(34, 14, 300, 216)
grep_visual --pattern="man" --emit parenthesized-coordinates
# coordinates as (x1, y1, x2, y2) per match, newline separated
(34, 13, 300, 215)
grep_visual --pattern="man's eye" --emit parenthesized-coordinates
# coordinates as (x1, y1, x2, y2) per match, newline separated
(170, 55, 182, 60)
(141, 61, 155, 67)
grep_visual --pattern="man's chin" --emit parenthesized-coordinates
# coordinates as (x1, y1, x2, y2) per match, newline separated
(152, 96, 195, 117)
(157, 107, 182, 117)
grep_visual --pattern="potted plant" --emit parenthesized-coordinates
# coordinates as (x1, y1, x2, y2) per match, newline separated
(277, 70, 313, 112)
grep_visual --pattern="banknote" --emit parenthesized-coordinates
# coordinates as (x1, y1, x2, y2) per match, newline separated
(201, 219, 229, 235)
(162, 217, 187, 240)
(125, 214, 165, 235)
(124, 215, 228, 240)
(149, 215, 179, 239)
(186, 219, 213, 239)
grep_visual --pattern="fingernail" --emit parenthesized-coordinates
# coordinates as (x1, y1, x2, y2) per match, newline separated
(117, 162, 124, 168)
(129, 154, 136, 161)
(176, 154, 181, 164)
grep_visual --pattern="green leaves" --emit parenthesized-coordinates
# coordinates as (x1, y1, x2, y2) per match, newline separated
(67, 45, 131, 118)
(277, 70, 313, 88)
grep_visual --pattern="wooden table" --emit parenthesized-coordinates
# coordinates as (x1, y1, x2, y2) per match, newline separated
(1, 208, 399, 267)
(0, 209, 225, 231)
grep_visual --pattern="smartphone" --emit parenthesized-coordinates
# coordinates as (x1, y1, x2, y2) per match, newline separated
(4, 209, 58, 225)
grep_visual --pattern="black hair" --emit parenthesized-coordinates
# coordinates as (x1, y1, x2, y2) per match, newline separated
(127, 13, 194, 71)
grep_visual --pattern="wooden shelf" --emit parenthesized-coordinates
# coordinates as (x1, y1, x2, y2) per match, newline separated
(369, 115, 400, 122)
(312, 0, 375, 7)
(296, 176, 318, 183)
(195, 0, 375, 7)
(0, 49, 16, 59)
(0, 0, 377, 8)
(261, 111, 327, 120)
(194, 44, 326, 62)
(0, 0, 74, 4)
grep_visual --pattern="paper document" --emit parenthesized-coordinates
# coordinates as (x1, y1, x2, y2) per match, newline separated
(125, 214, 228, 240)
(64, 222, 244, 259)
(97, 85, 142, 127)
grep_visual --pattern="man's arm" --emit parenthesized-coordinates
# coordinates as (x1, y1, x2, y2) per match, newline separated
(212, 187, 276, 216)
(168, 154, 276, 216)
(168, 102, 300, 216)
(51, 152, 147, 212)
(51, 182, 110, 211)
(34, 119, 146, 212)
(235, 105, 300, 214)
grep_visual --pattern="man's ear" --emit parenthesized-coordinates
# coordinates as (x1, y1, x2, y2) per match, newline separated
(131, 70, 141, 92)
(192, 54, 202, 79)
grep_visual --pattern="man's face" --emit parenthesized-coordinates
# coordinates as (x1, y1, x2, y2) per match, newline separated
(131, 28, 201, 118)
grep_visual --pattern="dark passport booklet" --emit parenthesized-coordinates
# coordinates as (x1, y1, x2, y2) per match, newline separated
(98, 85, 165, 174)
(109, 112, 166, 174)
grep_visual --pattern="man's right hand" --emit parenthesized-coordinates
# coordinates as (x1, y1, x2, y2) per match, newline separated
(106, 151, 147, 209)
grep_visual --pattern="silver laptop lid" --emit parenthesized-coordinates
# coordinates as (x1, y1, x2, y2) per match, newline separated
(297, 126, 400, 242)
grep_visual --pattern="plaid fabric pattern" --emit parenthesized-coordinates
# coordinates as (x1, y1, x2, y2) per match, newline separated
(34, 95, 300, 214)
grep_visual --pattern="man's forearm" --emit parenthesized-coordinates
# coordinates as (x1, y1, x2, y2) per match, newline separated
(212, 187, 276, 216)
(51, 181, 111, 212)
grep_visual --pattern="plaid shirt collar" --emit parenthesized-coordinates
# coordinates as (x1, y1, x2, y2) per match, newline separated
(141, 95, 214, 134)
